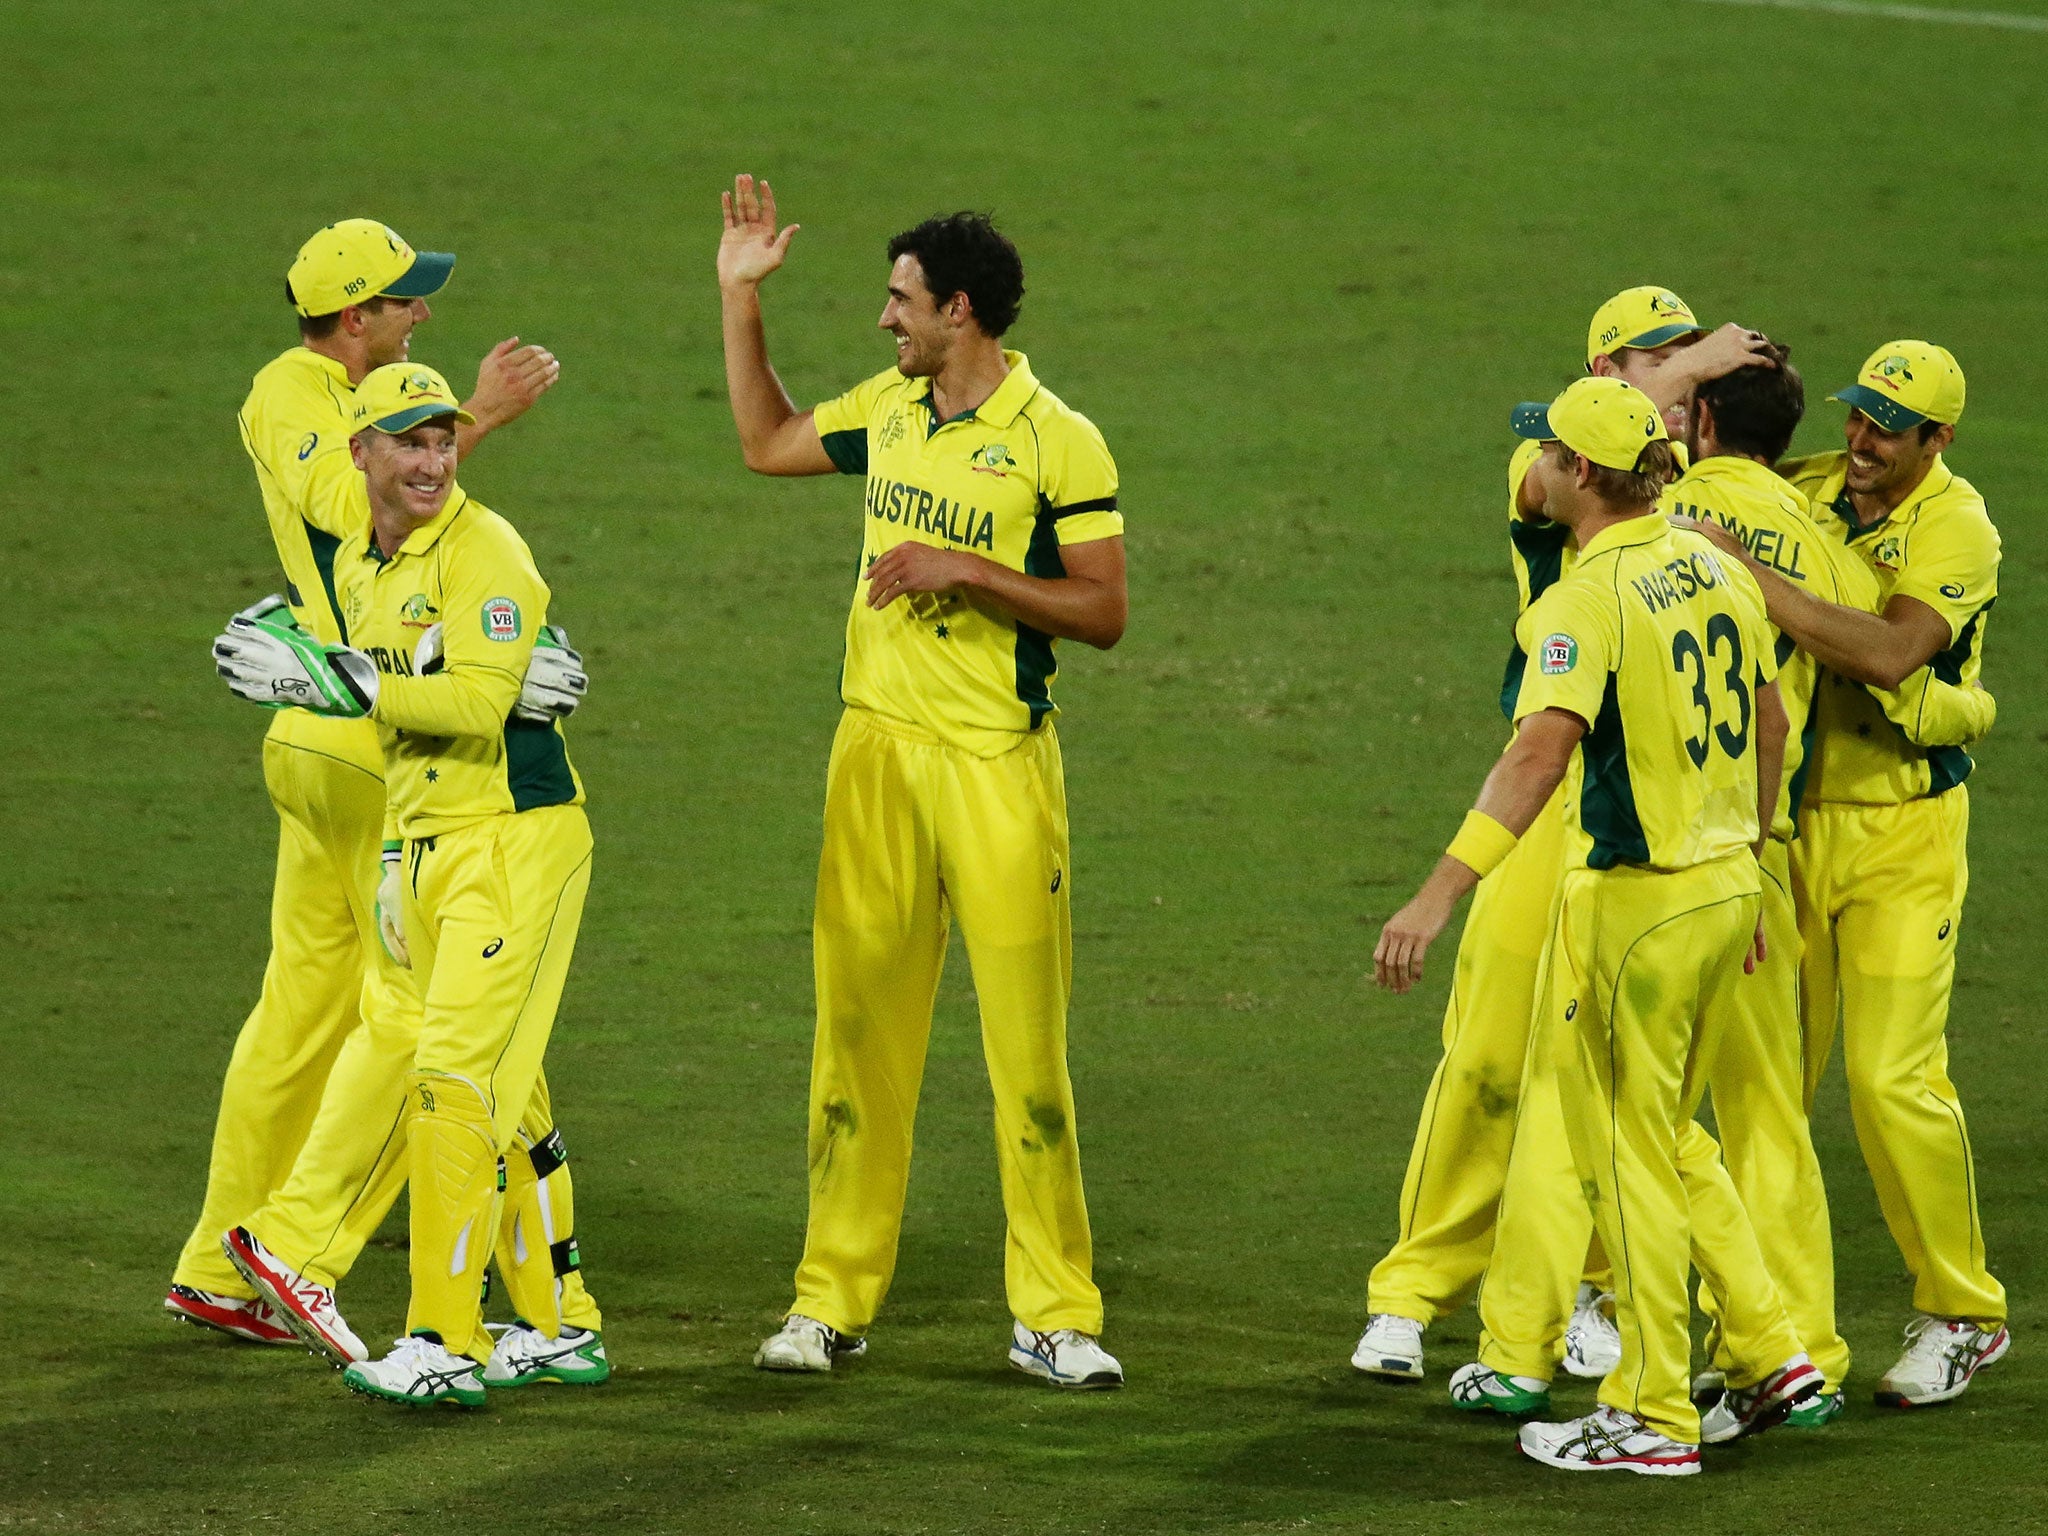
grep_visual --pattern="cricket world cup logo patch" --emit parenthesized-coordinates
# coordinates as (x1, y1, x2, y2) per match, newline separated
(1541, 633, 1578, 675)
(482, 596, 522, 642)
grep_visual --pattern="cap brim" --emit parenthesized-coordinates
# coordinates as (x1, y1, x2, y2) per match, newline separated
(1621, 321, 1707, 350)
(369, 402, 477, 433)
(380, 250, 455, 299)
(1831, 383, 1927, 433)
(1510, 401, 1556, 441)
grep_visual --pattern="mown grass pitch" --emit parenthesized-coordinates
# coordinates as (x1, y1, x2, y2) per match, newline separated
(6, 2, 2046, 1531)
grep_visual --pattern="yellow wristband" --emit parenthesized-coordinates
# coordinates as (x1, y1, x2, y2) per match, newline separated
(1446, 810, 1519, 878)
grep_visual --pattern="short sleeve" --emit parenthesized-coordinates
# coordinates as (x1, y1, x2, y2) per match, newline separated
(1040, 408, 1122, 546)
(1895, 505, 2000, 644)
(1511, 582, 1614, 731)
(812, 370, 898, 477)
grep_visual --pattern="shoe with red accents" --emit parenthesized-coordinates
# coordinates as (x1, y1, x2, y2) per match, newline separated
(1518, 1405, 1702, 1476)
(163, 1284, 295, 1345)
(221, 1226, 367, 1367)
(1700, 1351, 1822, 1442)
(1875, 1315, 2010, 1408)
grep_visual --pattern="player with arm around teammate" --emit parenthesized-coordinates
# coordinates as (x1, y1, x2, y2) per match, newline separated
(717, 176, 1129, 1387)
(1355, 287, 1773, 1384)
(168, 219, 566, 1344)
(216, 363, 599, 1406)
(1377, 379, 1820, 1474)
(1689, 342, 2008, 1409)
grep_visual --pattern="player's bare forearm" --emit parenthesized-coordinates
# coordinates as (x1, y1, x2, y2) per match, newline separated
(1754, 677, 1787, 854)
(717, 285, 829, 475)
(1675, 517, 1948, 688)
(1374, 708, 1582, 994)
(1634, 323, 1774, 412)
(866, 536, 1128, 649)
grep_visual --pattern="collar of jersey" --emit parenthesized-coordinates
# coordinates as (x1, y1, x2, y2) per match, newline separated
(1577, 511, 1667, 561)
(364, 486, 469, 564)
(1837, 455, 1954, 542)
(294, 345, 355, 388)
(907, 349, 1037, 429)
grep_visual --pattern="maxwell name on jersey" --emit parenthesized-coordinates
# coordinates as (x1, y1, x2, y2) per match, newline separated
(864, 475, 999, 552)
(1666, 497, 1811, 582)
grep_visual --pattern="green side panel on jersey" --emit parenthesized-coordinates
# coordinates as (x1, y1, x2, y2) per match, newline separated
(303, 518, 346, 643)
(506, 719, 577, 812)
(1014, 508, 1065, 729)
(1922, 601, 1991, 797)
(821, 428, 868, 476)
(1499, 519, 1571, 719)
(1581, 676, 1649, 869)
(1499, 644, 1530, 721)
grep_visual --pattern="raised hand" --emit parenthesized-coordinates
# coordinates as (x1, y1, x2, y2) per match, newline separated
(719, 174, 800, 289)
(466, 337, 560, 433)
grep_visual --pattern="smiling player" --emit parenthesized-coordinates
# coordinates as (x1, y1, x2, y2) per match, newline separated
(716, 176, 1129, 1388)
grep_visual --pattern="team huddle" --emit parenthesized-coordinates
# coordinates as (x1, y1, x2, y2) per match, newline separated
(164, 191, 2005, 1467)
(1359, 287, 2004, 1474)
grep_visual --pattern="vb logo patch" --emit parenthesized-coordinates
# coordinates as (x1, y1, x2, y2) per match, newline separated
(482, 596, 522, 642)
(1540, 633, 1578, 675)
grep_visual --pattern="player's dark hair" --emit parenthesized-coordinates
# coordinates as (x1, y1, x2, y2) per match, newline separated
(1696, 342, 1802, 463)
(289, 284, 403, 340)
(1916, 419, 1944, 444)
(887, 212, 1024, 337)
(1551, 437, 1680, 506)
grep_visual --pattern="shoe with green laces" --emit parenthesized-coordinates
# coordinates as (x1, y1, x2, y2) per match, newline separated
(1449, 1361, 1552, 1417)
(1785, 1389, 1844, 1428)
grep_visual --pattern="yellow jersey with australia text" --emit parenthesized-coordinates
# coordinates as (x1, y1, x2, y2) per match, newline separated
(1781, 450, 2000, 805)
(238, 347, 370, 646)
(812, 351, 1123, 757)
(1513, 516, 1777, 872)
(334, 486, 584, 840)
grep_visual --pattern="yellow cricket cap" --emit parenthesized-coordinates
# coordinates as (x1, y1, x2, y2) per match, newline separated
(286, 218, 455, 317)
(1511, 376, 1668, 471)
(352, 364, 476, 434)
(1585, 286, 1705, 369)
(1831, 340, 1965, 432)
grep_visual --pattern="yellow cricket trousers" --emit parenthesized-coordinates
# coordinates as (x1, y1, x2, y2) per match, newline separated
(173, 711, 387, 1297)
(1478, 901, 1802, 1390)
(792, 707, 1100, 1338)
(1366, 783, 1567, 1323)
(1794, 789, 2003, 1323)
(1555, 855, 1802, 1443)
(1699, 837, 1850, 1389)
(401, 805, 593, 1357)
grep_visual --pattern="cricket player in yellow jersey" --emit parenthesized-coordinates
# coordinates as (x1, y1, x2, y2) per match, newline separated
(1700, 342, 2008, 1408)
(168, 219, 571, 1348)
(1377, 378, 1822, 1474)
(716, 177, 1128, 1388)
(216, 362, 598, 1406)
(1662, 349, 1995, 1425)
(1358, 287, 1774, 1382)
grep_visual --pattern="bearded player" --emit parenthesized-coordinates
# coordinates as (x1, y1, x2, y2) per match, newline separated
(718, 176, 1128, 1387)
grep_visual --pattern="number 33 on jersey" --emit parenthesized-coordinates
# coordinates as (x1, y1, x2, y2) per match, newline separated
(1512, 517, 1778, 872)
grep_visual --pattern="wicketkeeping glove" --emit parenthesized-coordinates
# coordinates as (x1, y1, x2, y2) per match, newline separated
(375, 842, 410, 968)
(212, 595, 379, 718)
(516, 626, 588, 723)
(410, 621, 589, 722)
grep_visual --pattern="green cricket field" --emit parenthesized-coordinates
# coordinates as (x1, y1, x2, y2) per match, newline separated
(5, 1, 2045, 1530)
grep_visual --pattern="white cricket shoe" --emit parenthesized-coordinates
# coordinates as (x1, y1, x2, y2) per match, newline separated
(1448, 1361, 1551, 1418)
(343, 1335, 488, 1408)
(1699, 1352, 1822, 1442)
(1561, 1284, 1621, 1379)
(1009, 1321, 1124, 1389)
(483, 1323, 611, 1387)
(1874, 1315, 2010, 1408)
(754, 1314, 867, 1373)
(162, 1284, 295, 1346)
(221, 1225, 366, 1366)
(1518, 1404, 1701, 1476)
(1351, 1313, 1424, 1379)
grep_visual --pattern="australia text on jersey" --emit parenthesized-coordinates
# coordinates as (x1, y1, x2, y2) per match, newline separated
(865, 475, 998, 552)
